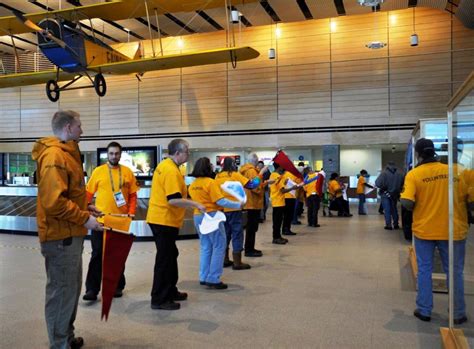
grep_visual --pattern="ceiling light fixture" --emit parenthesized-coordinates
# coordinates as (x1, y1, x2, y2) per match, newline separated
(358, 0, 384, 6)
(230, 10, 240, 24)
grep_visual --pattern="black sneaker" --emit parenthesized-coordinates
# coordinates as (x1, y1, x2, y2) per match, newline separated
(272, 238, 287, 245)
(113, 289, 123, 298)
(207, 282, 228, 290)
(413, 309, 431, 322)
(245, 250, 263, 257)
(82, 291, 97, 302)
(70, 337, 84, 349)
(454, 316, 468, 325)
(314, 224, 321, 227)
(173, 291, 188, 301)
(393, 225, 400, 230)
(199, 281, 207, 285)
(282, 231, 296, 236)
(151, 301, 180, 310)
(384, 226, 393, 230)
(281, 237, 289, 242)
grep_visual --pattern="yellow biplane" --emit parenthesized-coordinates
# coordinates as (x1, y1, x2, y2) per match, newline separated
(0, 0, 260, 102)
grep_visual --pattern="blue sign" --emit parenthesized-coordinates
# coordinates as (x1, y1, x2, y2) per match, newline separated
(298, 155, 304, 161)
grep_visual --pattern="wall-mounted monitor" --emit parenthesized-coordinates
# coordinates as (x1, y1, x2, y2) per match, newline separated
(97, 146, 157, 180)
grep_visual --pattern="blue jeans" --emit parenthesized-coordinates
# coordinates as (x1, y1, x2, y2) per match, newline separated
(224, 211, 244, 252)
(381, 196, 398, 227)
(358, 194, 367, 214)
(414, 237, 466, 318)
(194, 213, 227, 284)
(40, 236, 84, 349)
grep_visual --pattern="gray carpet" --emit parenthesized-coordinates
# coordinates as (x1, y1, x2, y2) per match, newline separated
(1, 204, 473, 348)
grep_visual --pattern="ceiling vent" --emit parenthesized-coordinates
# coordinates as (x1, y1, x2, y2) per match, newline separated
(365, 41, 386, 49)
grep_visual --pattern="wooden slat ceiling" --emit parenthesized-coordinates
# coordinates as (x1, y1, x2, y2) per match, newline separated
(0, 0, 470, 54)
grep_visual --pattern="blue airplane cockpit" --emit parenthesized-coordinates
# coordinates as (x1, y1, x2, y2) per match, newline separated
(37, 18, 87, 73)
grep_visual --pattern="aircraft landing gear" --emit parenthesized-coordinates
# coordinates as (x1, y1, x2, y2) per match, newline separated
(46, 80, 60, 102)
(43, 72, 108, 102)
(93, 73, 106, 97)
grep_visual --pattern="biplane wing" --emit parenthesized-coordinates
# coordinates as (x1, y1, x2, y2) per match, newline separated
(0, 70, 76, 88)
(0, 2, 124, 35)
(89, 46, 260, 74)
(0, 47, 259, 88)
(0, 0, 260, 36)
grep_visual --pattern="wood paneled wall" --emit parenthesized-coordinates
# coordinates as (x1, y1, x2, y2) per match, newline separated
(0, 8, 473, 144)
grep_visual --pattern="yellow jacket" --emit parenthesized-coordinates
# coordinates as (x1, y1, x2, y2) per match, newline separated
(239, 163, 263, 210)
(32, 137, 89, 242)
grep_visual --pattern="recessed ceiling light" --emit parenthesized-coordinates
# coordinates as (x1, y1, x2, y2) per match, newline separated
(358, 0, 384, 6)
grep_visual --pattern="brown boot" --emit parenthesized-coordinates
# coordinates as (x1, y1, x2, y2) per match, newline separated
(224, 248, 233, 268)
(232, 252, 251, 270)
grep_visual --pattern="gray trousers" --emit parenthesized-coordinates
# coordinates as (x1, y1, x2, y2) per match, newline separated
(40, 236, 84, 349)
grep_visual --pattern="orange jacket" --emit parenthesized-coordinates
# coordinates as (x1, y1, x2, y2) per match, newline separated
(239, 163, 264, 210)
(32, 137, 89, 242)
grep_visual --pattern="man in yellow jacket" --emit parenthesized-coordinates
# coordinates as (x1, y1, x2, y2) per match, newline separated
(32, 110, 102, 349)
(401, 138, 470, 324)
(83, 141, 139, 301)
(240, 153, 267, 257)
(146, 139, 205, 311)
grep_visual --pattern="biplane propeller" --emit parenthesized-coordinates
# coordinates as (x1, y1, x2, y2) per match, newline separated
(0, 1, 260, 102)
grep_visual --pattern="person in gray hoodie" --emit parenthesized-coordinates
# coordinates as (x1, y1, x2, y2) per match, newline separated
(375, 162, 404, 230)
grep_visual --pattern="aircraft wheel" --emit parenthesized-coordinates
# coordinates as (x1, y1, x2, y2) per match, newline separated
(94, 74, 107, 97)
(46, 80, 60, 102)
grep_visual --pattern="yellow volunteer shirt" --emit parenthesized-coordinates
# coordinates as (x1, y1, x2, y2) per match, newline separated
(146, 158, 187, 228)
(328, 180, 342, 198)
(269, 172, 286, 207)
(283, 171, 299, 199)
(215, 171, 249, 212)
(304, 173, 318, 198)
(401, 162, 468, 240)
(188, 177, 225, 215)
(86, 164, 139, 223)
(240, 163, 264, 210)
(356, 176, 366, 195)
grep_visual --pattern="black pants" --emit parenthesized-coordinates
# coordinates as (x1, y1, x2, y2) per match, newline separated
(307, 195, 321, 226)
(149, 224, 179, 305)
(334, 196, 350, 216)
(85, 230, 125, 294)
(283, 198, 296, 232)
(272, 206, 285, 239)
(245, 209, 261, 252)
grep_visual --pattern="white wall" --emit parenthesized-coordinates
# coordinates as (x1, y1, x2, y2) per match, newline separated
(340, 147, 382, 177)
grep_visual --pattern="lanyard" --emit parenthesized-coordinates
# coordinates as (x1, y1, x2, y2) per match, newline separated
(108, 164, 122, 192)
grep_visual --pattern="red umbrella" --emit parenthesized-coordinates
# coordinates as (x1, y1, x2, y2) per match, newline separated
(273, 150, 303, 180)
(101, 216, 134, 321)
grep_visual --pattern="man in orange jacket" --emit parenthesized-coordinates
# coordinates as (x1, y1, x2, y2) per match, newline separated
(32, 110, 102, 349)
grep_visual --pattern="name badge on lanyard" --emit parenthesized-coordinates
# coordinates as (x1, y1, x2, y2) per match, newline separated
(109, 165, 126, 208)
(113, 191, 126, 207)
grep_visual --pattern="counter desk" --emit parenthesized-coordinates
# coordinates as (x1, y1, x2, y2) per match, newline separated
(0, 186, 200, 239)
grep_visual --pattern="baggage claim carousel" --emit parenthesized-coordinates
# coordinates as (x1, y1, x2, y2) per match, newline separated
(0, 186, 198, 240)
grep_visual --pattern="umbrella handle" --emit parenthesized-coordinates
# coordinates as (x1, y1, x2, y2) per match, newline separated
(103, 227, 130, 235)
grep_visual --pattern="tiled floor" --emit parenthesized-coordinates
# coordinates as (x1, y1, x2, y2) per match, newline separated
(1, 205, 473, 348)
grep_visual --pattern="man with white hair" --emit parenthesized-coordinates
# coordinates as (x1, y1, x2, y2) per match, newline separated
(240, 153, 267, 257)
